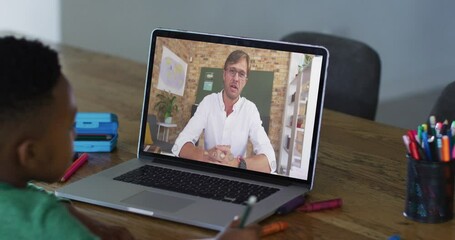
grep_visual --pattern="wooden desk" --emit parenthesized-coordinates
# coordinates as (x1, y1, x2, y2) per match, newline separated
(37, 44, 455, 240)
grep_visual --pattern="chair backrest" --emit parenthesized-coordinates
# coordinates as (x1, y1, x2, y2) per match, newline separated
(147, 114, 174, 153)
(429, 81, 455, 122)
(148, 114, 159, 142)
(281, 32, 381, 120)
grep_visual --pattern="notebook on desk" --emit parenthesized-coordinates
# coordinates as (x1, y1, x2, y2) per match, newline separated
(56, 28, 329, 230)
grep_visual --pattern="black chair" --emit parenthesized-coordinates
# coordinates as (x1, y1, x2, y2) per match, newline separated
(147, 114, 173, 153)
(281, 32, 381, 120)
(429, 81, 455, 122)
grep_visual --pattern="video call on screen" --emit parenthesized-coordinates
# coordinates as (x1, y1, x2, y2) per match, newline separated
(143, 36, 324, 181)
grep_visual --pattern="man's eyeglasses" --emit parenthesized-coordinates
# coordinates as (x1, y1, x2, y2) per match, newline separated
(225, 67, 247, 80)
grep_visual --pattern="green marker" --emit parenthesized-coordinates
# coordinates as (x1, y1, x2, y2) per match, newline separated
(239, 195, 257, 228)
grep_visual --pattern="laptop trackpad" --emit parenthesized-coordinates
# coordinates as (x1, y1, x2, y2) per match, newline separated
(121, 191, 194, 213)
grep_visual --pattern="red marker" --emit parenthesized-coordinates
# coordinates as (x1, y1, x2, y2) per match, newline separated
(297, 198, 342, 212)
(61, 153, 89, 182)
(407, 130, 420, 160)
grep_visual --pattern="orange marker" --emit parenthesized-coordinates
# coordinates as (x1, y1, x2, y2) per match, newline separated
(261, 221, 289, 237)
(442, 136, 450, 162)
(61, 153, 89, 182)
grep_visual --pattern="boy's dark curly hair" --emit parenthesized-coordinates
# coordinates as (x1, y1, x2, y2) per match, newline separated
(0, 36, 61, 123)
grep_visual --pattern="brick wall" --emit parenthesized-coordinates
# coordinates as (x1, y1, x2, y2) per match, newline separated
(149, 37, 290, 158)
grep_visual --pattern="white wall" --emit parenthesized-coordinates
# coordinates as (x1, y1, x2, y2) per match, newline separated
(2, 0, 454, 128)
(59, 0, 455, 102)
(0, 0, 60, 42)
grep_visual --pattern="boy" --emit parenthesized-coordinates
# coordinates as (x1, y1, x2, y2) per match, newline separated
(0, 37, 259, 239)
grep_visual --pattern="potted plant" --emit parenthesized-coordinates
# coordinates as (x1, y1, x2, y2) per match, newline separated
(153, 90, 178, 124)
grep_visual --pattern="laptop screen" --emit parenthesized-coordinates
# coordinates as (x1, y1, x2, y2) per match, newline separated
(139, 29, 327, 183)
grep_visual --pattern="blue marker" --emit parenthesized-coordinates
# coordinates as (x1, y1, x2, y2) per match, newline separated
(422, 132, 432, 161)
(388, 234, 401, 240)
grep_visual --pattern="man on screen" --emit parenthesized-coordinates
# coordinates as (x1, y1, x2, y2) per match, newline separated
(172, 50, 276, 173)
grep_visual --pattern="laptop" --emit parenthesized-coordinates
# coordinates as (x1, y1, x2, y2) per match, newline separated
(56, 28, 329, 231)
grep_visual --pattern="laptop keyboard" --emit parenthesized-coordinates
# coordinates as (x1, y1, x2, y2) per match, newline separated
(113, 165, 279, 205)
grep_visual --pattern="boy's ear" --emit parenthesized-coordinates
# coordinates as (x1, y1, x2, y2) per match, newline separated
(17, 139, 39, 169)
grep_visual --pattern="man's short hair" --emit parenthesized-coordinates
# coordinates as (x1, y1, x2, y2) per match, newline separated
(0, 36, 61, 124)
(224, 50, 250, 73)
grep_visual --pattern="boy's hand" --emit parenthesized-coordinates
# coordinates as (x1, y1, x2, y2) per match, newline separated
(89, 224, 134, 240)
(67, 204, 135, 240)
(215, 216, 260, 240)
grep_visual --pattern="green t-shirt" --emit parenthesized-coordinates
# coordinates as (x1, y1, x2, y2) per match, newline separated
(0, 182, 99, 240)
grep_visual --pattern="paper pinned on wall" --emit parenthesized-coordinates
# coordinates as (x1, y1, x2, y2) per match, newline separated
(157, 46, 188, 96)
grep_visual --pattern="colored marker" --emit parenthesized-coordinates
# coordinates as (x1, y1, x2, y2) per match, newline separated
(429, 115, 436, 136)
(239, 195, 257, 228)
(407, 129, 417, 142)
(417, 125, 424, 144)
(421, 123, 428, 133)
(421, 132, 433, 161)
(297, 198, 342, 212)
(402, 135, 410, 154)
(388, 234, 401, 240)
(61, 153, 89, 182)
(409, 140, 420, 160)
(261, 221, 289, 237)
(442, 120, 449, 135)
(435, 122, 443, 136)
(436, 136, 443, 161)
(442, 135, 450, 162)
(275, 195, 306, 215)
(407, 130, 420, 160)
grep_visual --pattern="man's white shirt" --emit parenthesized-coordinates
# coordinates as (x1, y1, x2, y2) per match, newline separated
(172, 91, 276, 172)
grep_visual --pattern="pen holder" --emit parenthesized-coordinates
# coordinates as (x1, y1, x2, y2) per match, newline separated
(403, 155, 455, 223)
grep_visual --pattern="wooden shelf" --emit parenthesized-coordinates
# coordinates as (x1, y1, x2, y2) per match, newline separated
(279, 56, 312, 176)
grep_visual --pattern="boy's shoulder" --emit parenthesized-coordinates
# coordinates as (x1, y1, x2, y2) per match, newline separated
(0, 182, 68, 227)
(0, 182, 57, 206)
(0, 182, 98, 239)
